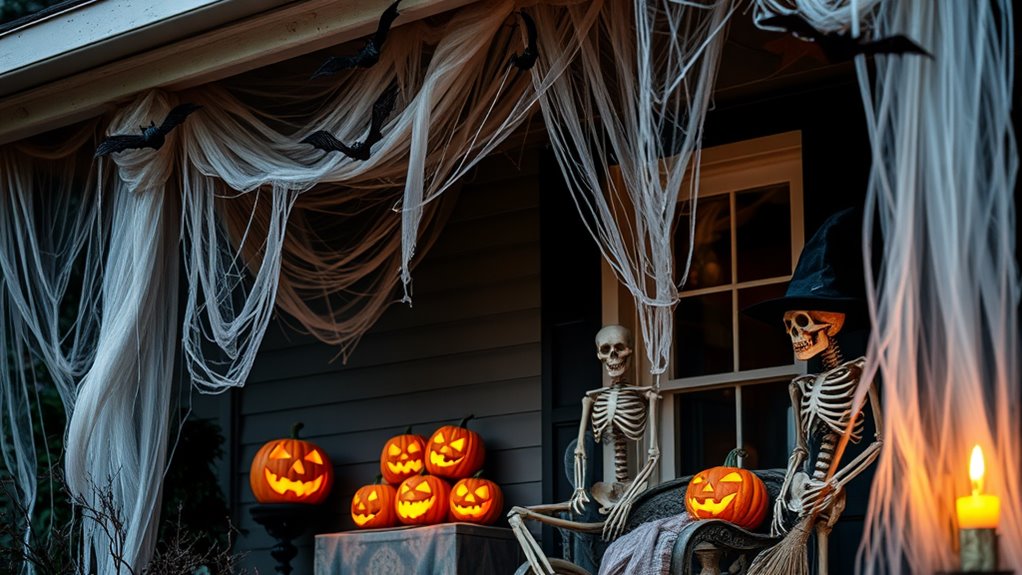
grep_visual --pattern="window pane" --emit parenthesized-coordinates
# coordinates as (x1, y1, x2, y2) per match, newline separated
(676, 291, 733, 378)
(737, 284, 794, 370)
(740, 381, 794, 470)
(735, 183, 791, 282)
(676, 387, 736, 476)
(677, 194, 731, 291)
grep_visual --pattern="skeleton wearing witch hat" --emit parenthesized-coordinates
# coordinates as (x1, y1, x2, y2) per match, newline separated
(744, 208, 883, 575)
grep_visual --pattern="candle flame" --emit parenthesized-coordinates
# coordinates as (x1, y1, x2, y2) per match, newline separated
(969, 444, 985, 495)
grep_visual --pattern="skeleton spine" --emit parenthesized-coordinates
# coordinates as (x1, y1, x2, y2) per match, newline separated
(814, 432, 837, 480)
(822, 339, 843, 370)
(614, 433, 629, 482)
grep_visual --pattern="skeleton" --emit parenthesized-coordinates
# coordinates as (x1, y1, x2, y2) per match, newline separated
(508, 325, 661, 575)
(749, 310, 883, 575)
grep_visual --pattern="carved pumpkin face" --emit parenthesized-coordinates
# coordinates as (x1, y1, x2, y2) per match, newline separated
(395, 474, 450, 525)
(684, 462, 767, 530)
(425, 420, 484, 479)
(380, 433, 426, 485)
(449, 477, 503, 525)
(351, 482, 397, 529)
(249, 424, 333, 505)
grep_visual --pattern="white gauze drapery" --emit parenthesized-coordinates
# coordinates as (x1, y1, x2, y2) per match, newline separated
(851, 1, 1020, 572)
(63, 91, 181, 574)
(532, 0, 733, 377)
(0, 132, 105, 575)
(2, 1, 552, 571)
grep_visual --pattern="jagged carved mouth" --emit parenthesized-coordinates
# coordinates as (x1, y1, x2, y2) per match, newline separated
(398, 497, 436, 519)
(429, 451, 463, 468)
(264, 468, 324, 498)
(352, 512, 377, 526)
(387, 460, 423, 474)
(688, 493, 736, 514)
(452, 501, 492, 518)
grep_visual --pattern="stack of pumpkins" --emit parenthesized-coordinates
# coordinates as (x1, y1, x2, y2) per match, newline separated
(351, 416, 504, 530)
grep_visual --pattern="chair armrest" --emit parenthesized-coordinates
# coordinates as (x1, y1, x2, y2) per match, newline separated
(669, 520, 780, 574)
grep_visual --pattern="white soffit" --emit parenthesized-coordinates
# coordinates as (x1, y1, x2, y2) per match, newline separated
(0, 0, 478, 145)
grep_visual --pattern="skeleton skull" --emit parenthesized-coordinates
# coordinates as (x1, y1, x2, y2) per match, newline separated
(595, 325, 633, 380)
(782, 310, 846, 360)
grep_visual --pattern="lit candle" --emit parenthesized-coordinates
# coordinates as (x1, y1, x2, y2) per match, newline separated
(955, 445, 1001, 529)
(955, 444, 999, 572)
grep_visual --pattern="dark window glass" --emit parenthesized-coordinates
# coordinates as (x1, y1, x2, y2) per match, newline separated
(737, 284, 794, 371)
(677, 194, 731, 291)
(735, 184, 791, 282)
(676, 387, 736, 476)
(676, 291, 733, 378)
(739, 380, 793, 470)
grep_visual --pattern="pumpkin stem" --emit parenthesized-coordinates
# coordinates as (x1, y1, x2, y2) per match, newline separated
(724, 448, 747, 468)
(291, 422, 305, 439)
(374, 474, 384, 485)
(472, 469, 485, 479)
(458, 414, 475, 428)
(404, 425, 413, 435)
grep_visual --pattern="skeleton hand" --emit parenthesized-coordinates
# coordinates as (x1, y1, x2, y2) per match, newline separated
(769, 495, 789, 536)
(569, 487, 590, 516)
(602, 497, 632, 541)
(799, 477, 841, 516)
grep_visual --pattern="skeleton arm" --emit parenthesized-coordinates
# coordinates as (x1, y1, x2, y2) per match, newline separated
(772, 377, 809, 536)
(570, 395, 596, 515)
(602, 389, 661, 540)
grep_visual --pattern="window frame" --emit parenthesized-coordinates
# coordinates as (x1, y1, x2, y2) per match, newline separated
(600, 131, 806, 483)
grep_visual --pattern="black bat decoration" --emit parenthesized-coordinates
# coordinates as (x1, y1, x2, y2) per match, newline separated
(94, 103, 202, 157)
(760, 14, 932, 63)
(311, 0, 402, 79)
(508, 11, 538, 72)
(301, 83, 399, 161)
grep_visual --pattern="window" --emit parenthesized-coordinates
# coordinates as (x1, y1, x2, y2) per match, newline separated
(601, 131, 805, 482)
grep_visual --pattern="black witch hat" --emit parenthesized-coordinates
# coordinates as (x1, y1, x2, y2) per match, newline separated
(743, 207, 868, 327)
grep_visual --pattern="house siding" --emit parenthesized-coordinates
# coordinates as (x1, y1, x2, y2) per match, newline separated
(232, 150, 542, 573)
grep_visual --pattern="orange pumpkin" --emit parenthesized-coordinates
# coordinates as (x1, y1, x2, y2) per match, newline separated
(425, 415, 485, 479)
(380, 427, 427, 485)
(684, 449, 767, 530)
(249, 422, 334, 505)
(395, 474, 450, 525)
(351, 477, 398, 529)
(449, 473, 503, 525)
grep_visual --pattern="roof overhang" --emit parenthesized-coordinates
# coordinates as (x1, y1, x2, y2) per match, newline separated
(0, 0, 478, 146)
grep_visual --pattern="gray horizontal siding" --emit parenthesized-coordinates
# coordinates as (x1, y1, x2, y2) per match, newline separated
(233, 151, 541, 574)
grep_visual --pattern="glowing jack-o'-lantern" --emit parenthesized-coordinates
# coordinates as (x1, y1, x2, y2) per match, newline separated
(425, 415, 485, 479)
(249, 422, 333, 505)
(684, 449, 767, 530)
(351, 477, 398, 529)
(449, 473, 503, 525)
(380, 427, 427, 485)
(395, 474, 450, 525)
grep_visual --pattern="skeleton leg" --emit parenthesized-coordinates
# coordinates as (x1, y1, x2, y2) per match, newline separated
(508, 504, 604, 575)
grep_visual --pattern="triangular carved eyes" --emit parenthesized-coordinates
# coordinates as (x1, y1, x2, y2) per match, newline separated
(434, 432, 445, 444)
(389, 444, 402, 456)
(720, 472, 743, 483)
(305, 450, 323, 464)
(455, 484, 469, 497)
(368, 490, 379, 502)
(269, 444, 291, 460)
(474, 485, 490, 499)
(450, 438, 466, 451)
(407, 443, 420, 453)
(415, 481, 432, 494)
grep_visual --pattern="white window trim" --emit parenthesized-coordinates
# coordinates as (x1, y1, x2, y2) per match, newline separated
(600, 131, 806, 483)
